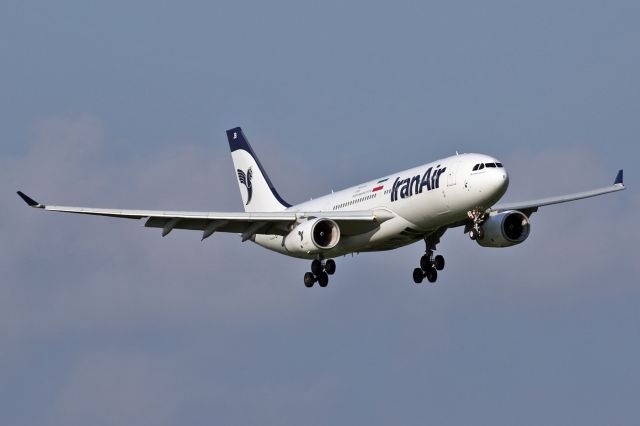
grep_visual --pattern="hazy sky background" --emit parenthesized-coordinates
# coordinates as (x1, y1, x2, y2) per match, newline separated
(1, 1, 639, 425)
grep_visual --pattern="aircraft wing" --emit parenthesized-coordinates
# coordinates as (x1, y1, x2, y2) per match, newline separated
(16, 191, 394, 240)
(489, 170, 625, 216)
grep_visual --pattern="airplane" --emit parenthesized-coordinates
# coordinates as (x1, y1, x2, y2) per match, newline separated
(17, 127, 626, 287)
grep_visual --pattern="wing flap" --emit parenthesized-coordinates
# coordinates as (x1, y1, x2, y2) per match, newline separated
(144, 217, 289, 237)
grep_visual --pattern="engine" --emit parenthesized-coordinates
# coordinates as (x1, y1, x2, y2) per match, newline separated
(284, 218, 341, 255)
(476, 210, 530, 248)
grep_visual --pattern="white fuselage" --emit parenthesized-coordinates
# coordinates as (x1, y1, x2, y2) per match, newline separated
(254, 153, 509, 259)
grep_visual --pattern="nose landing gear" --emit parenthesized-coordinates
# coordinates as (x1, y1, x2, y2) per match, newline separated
(304, 258, 336, 288)
(413, 232, 446, 284)
(466, 209, 487, 241)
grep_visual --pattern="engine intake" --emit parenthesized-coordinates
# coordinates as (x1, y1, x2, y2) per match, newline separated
(284, 218, 341, 254)
(477, 210, 530, 248)
(312, 219, 338, 248)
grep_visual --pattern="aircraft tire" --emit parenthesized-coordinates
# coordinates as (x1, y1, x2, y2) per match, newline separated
(304, 272, 315, 287)
(413, 268, 424, 284)
(420, 255, 432, 271)
(426, 268, 438, 283)
(434, 255, 445, 271)
(311, 259, 323, 275)
(317, 272, 329, 287)
(325, 259, 336, 275)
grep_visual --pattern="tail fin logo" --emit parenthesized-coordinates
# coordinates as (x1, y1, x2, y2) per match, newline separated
(237, 167, 253, 205)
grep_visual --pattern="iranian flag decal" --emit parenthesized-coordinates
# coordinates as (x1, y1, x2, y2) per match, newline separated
(372, 178, 388, 192)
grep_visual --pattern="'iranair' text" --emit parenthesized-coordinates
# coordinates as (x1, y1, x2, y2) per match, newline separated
(391, 166, 447, 202)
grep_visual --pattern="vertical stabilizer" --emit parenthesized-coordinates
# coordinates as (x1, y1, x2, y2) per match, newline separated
(226, 127, 291, 212)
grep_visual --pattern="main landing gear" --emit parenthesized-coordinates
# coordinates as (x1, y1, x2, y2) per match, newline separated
(304, 258, 336, 288)
(412, 233, 446, 284)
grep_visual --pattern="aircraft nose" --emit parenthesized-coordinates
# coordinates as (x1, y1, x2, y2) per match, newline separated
(494, 167, 509, 195)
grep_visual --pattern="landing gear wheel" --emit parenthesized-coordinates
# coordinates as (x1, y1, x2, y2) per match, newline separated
(469, 228, 478, 240)
(317, 272, 329, 287)
(325, 259, 336, 275)
(304, 272, 315, 288)
(413, 268, 424, 284)
(416, 229, 447, 284)
(477, 227, 485, 240)
(311, 259, 323, 275)
(420, 255, 431, 271)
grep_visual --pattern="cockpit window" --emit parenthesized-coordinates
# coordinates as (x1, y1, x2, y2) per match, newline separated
(485, 163, 496, 168)
(479, 163, 485, 170)
(472, 164, 479, 171)
(496, 162, 503, 168)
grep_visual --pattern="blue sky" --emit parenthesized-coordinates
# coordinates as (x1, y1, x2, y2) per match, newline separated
(1, 1, 639, 425)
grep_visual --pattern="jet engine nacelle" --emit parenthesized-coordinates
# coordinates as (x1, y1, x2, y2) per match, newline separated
(284, 218, 341, 255)
(477, 210, 530, 248)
